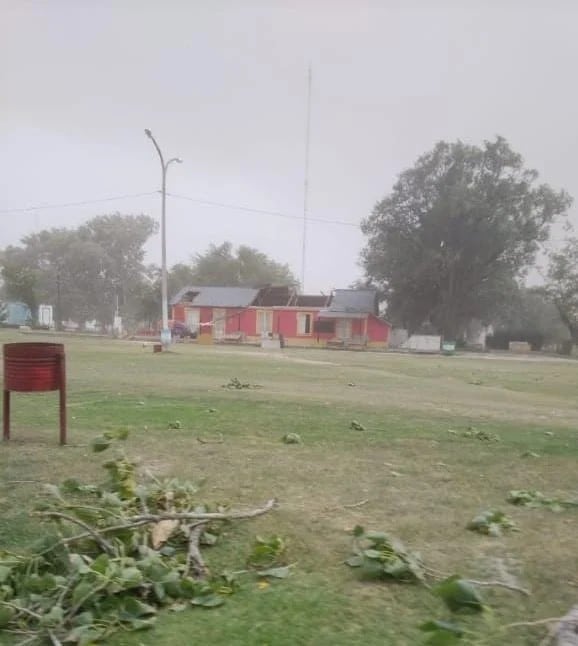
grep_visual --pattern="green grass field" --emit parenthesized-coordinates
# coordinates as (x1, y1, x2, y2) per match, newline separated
(1, 330, 578, 645)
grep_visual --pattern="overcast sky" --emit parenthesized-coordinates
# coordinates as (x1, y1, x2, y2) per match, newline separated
(1, 1, 577, 293)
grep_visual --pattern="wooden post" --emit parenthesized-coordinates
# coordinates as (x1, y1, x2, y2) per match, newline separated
(2, 390, 9, 441)
(59, 355, 67, 445)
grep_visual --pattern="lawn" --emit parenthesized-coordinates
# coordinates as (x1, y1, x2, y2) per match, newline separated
(1, 330, 578, 645)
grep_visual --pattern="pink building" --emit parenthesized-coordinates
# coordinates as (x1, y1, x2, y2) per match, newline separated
(170, 285, 390, 349)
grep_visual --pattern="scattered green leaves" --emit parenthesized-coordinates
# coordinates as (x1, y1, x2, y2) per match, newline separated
(433, 576, 484, 613)
(282, 433, 301, 444)
(420, 619, 464, 645)
(247, 536, 286, 569)
(257, 566, 291, 579)
(346, 527, 425, 583)
(466, 510, 517, 537)
(462, 428, 499, 442)
(222, 377, 263, 390)
(0, 431, 278, 644)
(507, 489, 578, 511)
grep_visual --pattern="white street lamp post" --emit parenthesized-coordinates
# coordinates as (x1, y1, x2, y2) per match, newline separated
(144, 129, 182, 351)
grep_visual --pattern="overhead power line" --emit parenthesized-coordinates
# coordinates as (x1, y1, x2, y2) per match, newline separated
(0, 189, 362, 229)
(165, 191, 360, 228)
(0, 191, 159, 216)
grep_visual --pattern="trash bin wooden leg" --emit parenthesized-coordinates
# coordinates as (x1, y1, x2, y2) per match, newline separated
(59, 387, 67, 446)
(59, 389, 67, 445)
(3, 390, 10, 441)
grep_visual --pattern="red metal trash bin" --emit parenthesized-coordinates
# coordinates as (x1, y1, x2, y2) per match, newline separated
(3, 342, 67, 445)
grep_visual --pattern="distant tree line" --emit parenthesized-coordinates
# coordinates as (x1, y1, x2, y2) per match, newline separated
(0, 214, 296, 331)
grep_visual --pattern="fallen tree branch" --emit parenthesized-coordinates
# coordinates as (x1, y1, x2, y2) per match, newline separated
(185, 522, 208, 579)
(42, 500, 276, 549)
(343, 499, 369, 509)
(5, 480, 41, 485)
(127, 498, 277, 524)
(504, 617, 567, 630)
(467, 579, 531, 596)
(197, 432, 224, 444)
(34, 511, 115, 555)
(0, 601, 42, 621)
(48, 631, 63, 646)
(61, 519, 150, 544)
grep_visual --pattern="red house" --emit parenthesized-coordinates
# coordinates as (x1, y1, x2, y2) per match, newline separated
(170, 285, 390, 349)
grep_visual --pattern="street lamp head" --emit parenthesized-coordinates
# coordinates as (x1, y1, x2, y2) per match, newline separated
(144, 128, 152, 138)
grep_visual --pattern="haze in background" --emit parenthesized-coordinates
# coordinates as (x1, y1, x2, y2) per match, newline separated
(1, 1, 576, 292)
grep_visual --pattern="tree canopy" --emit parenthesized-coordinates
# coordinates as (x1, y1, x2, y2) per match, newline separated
(0, 214, 158, 327)
(543, 237, 578, 343)
(361, 137, 571, 336)
(170, 242, 297, 290)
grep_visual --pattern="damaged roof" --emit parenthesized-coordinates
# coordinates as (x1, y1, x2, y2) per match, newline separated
(319, 289, 378, 318)
(169, 286, 260, 308)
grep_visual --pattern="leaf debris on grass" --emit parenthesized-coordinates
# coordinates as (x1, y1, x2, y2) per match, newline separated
(346, 526, 425, 583)
(433, 575, 484, 613)
(0, 432, 278, 644)
(507, 489, 578, 511)
(222, 377, 263, 390)
(282, 433, 301, 444)
(466, 510, 517, 537)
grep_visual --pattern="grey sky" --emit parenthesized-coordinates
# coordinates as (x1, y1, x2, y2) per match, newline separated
(1, 1, 577, 293)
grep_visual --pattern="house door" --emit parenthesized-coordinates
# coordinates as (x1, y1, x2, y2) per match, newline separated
(256, 310, 273, 337)
(185, 308, 200, 334)
(336, 318, 352, 340)
(213, 309, 226, 340)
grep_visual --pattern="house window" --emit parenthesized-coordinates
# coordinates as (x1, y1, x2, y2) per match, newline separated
(314, 319, 335, 334)
(297, 312, 312, 335)
(256, 310, 273, 336)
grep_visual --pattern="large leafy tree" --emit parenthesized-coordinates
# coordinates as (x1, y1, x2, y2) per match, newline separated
(361, 137, 571, 336)
(174, 242, 297, 288)
(543, 237, 578, 343)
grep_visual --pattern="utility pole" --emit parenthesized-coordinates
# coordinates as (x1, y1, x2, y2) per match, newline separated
(301, 65, 312, 293)
(56, 266, 62, 332)
(144, 129, 182, 350)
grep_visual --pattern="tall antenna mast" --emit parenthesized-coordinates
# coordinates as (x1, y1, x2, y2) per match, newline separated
(301, 65, 312, 292)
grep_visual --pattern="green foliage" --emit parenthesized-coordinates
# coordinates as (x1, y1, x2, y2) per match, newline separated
(361, 137, 571, 335)
(247, 536, 286, 569)
(0, 214, 158, 329)
(91, 428, 130, 453)
(489, 286, 569, 349)
(256, 566, 291, 580)
(222, 377, 263, 390)
(544, 237, 578, 342)
(282, 433, 301, 444)
(419, 620, 464, 645)
(462, 428, 499, 442)
(173, 242, 297, 289)
(346, 527, 425, 583)
(466, 510, 517, 537)
(507, 489, 578, 511)
(0, 432, 280, 643)
(433, 576, 484, 613)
